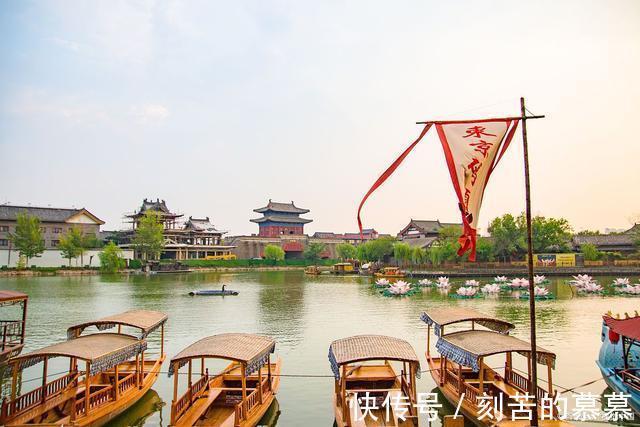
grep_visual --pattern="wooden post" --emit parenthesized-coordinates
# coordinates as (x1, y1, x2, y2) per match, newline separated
(440, 357, 445, 386)
(85, 361, 91, 416)
(10, 363, 17, 402)
(478, 358, 484, 394)
(172, 362, 179, 405)
(20, 299, 27, 345)
(267, 355, 272, 390)
(506, 352, 512, 383)
(161, 324, 165, 357)
(521, 96, 543, 425)
(241, 364, 247, 420)
(139, 350, 145, 388)
(115, 364, 120, 400)
(258, 364, 263, 404)
(188, 359, 193, 403)
(342, 364, 349, 425)
(41, 357, 48, 403)
(547, 362, 553, 396)
(457, 363, 463, 393)
(135, 353, 140, 387)
(426, 325, 431, 356)
(201, 357, 205, 376)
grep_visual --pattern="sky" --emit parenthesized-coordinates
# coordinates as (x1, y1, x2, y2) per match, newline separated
(1, 0, 639, 236)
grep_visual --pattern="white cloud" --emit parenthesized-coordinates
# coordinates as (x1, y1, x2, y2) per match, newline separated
(129, 104, 170, 123)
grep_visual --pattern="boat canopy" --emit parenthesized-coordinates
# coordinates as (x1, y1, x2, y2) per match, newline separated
(329, 335, 420, 380)
(10, 333, 146, 375)
(67, 309, 168, 339)
(0, 290, 28, 306)
(421, 307, 515, 337)
(436, 329, 556, 372)
(604, 313, 640, 342)
(169, 333, 276, 377)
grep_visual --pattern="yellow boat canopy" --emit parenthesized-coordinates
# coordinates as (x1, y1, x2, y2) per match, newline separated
(67, 309, 168, 339)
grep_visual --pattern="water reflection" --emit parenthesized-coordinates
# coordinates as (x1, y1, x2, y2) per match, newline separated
(110, 389, 165, 426)
(257, 272, 306, 347)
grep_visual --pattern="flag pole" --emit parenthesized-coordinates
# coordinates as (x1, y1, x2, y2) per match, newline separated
(521, 96, 542, 426)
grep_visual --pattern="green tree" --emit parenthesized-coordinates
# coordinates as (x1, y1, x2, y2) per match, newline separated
(99, 241, 125, 273)
(475, 237, 495, 262)
(517, 214, 573, 253)
(411, 246, 427, 265)
(132, 211, 165, 260)
(487, 214, 524, 261)
(304, 242, 326, 261)
(58, 227, 82, 266)
(392, 242, 413, 266)
(8, 213, 45, 266)
(366, 237, 396, 262)
(336, 243, 357, 260)
(263, 244, 285, 261)
(438, 226, 461, 243)
(356, 242, 371, 262)
(577, 230, 601, 236)
(580, 243, 602, 261)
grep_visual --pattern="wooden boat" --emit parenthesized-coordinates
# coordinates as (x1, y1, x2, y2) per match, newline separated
(374, 267, 405, 279)
(0, 309, 167, 426)
(329, 335, 420, 426)
(421, 307, 573, 427)
(169, 333, 281, 426)
(189, 289, 239, 296)
(597, 311, 640, 415)
(332, 263, 357, 275)
(0, 291, 28, 366)
(304, 265, 321, 275)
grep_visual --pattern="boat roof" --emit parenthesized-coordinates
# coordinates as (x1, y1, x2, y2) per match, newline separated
(604, 313, 640, 341)
(11, 333, 145, 376)
(67, 310, 168, 339)
(421, 307, 515, 336)
(329, 335, 420, 379)
(437, 330, 556, 371)
(169, 333, 276, 377)
(0, 290, 28, 304)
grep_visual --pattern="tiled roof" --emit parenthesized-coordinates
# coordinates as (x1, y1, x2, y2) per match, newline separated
(573, 234, 634, 246)
(254, 200, 309, 214)
(398, 219, 462, 236)
(250, 215, 312, 224)
(0, 205, 104, 224)
(184, 216, 221, 232)
(403, 236, 439, 248)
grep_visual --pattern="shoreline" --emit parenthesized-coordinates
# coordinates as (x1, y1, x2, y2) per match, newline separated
(2, 265, 640, 278)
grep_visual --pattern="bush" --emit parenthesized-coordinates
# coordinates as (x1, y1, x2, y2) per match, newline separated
(264, 245, 285, 261)
(99, 242, 125, 273)
(128, 259, 143, 269)
(181, 258, 337, 268)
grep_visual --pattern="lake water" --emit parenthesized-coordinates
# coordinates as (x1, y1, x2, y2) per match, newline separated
(0, 271, 638, 426)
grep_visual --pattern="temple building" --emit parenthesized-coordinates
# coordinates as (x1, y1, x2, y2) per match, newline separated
(572, 223, 639, 254)
(120, 199, 235, 260)
(250, 200, 312, 237)
(397, 219, 462, 249)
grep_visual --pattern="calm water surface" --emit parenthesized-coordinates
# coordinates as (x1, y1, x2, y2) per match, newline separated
(0, 271, 638, 426)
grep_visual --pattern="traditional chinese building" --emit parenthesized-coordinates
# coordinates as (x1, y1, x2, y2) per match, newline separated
(572, 223, 639, 254)
(120, 199, 234, 260)
(250, 200, 312, 237)
(312, 228, 385, 245)
(397, 219, 462, 249)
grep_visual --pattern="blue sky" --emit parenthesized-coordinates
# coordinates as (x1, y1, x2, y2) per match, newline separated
(1, 1, 639, 235)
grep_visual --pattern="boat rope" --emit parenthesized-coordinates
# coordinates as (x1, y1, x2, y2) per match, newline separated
(510, 366, 614, 396)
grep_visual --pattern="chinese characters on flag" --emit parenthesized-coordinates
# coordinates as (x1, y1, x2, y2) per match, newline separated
(435, 120, 519, 260)
(357, 118, 519, 261)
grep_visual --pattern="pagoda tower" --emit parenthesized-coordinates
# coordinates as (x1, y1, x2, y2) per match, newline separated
(250, 200, 312, 237)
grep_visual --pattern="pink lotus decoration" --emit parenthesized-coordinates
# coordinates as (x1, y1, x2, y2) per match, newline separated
(387, 280, 412, 295)
(494, 276, 508, 283)
(375, 278, 390, 286)
(612, 278, 630, 287)
(456, 286, 477, 297)
(621, 284, 640, 295)
(437, 277, 451, 289)
(533, 286, 549, 296)
(418, 279, 433, 286)
(579, 281, 603, 293)
(481, 284, 501, 294)
(570, 274, 593, 286)
(510, 278, 529, 288)
(534, 275, 547, 285)
(465, 279, 481, 287)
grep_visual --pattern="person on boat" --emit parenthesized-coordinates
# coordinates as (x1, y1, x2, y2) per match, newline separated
(222, 284, 226, 292)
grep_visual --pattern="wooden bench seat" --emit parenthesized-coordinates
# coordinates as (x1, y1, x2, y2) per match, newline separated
(176, 388, 224, 426)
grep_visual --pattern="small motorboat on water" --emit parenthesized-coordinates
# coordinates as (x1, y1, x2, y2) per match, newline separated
(189, 289, 239, 296)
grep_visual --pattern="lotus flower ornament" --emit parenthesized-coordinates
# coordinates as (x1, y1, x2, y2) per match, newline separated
(510, 278, 529, 288)
(418, 279, 433, 287)
(387, 280, 412, 295)
(533, 286, 549, 296)
(456, 286, 477, 297)
(612, 278, 630, 287)
(437, 277, 451, 289)
(481, 283, 501, 294)
(494, 276, 508, 283)
(465, 279, 481, 287)
(534, 275, 547, 285)
(375, 278, 389, 287)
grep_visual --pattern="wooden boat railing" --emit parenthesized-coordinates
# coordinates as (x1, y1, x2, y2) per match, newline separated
(1, 371, 79, 419)
(89, 385, 113, 409)
(506, 368, 549, 402)
(172, 373, 210, 421)
(234, 386, 261, 425)
(118, 372, 137, 395)
(0, 320, 24, 350)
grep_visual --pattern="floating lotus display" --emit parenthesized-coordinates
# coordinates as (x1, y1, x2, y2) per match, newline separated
(375, 278, 390, 287)
(612, 277, 630, 287)
(418, 278, 433, 287)
(570, 274, 593, 285)
(494, 276, 508, 283)
(577, 281, 603, 294)
(519, 285, 554, 300)
(453, 286, 478, 299)
(481, 283, 501, 294)
(436, 277, 451, 289)
(465, 279, 481, 287)
(619, 284, 640, 296)
(534, 275, 548, 285)
(510, 278, 529, 288)
(380, 280, 419, 297)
